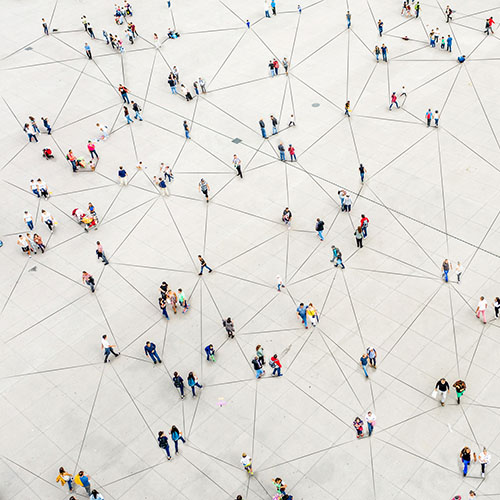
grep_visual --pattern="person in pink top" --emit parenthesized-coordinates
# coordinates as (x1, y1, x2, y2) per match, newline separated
(87, 141, 99, 160)
(389, 92, 399, 110)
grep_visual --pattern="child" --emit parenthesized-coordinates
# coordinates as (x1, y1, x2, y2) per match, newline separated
(353, 417, 364, 438)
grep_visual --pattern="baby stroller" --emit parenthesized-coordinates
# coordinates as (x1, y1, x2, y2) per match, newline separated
(72, 208, 98, 231)
(42, 148, 54, 160)
(76, 156, 87, 168)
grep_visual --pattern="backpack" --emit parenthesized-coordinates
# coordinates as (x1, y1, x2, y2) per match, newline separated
(269, 360, 276, 368)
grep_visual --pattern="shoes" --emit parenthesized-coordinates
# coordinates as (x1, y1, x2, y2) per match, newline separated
(159, 360, 162, 363)
(208, 269, 212, 273)
(198, 273, 202, 275)
(153, 361, 157, 364)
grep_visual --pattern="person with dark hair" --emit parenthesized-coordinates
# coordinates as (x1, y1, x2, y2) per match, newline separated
(170, 425, 186, 453)
(187, 371, 203, 396)
(173, 372, 185, 399)
(223, 317, 235, 338)
(158, 431, 172, 460)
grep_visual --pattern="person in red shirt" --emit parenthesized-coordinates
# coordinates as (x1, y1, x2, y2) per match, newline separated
(360, 214, 369, 238)
(273, 58, 279, 75)
(288, 144, 296, 161)
(270, 354, 282, 376)
(488, 17, 495, 32)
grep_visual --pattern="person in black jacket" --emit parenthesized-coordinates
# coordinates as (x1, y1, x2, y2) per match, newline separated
(173, 372, 185, 399)
(315, 218, 325, 241)
(259, 119, 267, 138)
(435, 378, 450, 406)
(144, 341, 162, 364)
(158, 431, 172, 460)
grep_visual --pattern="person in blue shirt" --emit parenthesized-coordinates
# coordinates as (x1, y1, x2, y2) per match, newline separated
(296, 303, 308, 329)
(204, 344, 215, 362)
(170, 425, 186, 454)
(84, 43, 92, 59)
(78, 471, 92, 496)
(378, 19, 383, 36)
(360, 354, 369, 378)
(117, 166, 128, 185)
(346, 11, 351, 28)
(144, 341, 161, 364)
(271, 0, 276, 15)
(187, 371, 203, 396)
(446, 35, 453, 51)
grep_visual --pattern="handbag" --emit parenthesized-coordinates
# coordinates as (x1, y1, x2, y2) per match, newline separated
(431, 389, 437, 399)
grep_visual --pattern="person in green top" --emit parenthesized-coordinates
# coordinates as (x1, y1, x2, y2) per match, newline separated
(178, 288, 189, 313)
(453, 380, 466, 404)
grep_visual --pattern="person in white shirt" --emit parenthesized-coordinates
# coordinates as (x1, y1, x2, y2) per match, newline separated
(478, 447, 490, 477)
(96, 122, 109, 141)
(456, 261, 462, 283)
(101, 334, 120, 363)
(276, 275, 285, 292)
(366, 411, 376, 436)
(476, 296, 487, 324)
(232, 155, 242, 178)
(240, 453, 253, 475)
(493, 297, 500, 319)
(41, 209, 55, 231)
(17, 235, 32, 256)
(23, 211, 34, 230)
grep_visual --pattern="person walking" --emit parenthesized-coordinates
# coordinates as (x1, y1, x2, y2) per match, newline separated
(476, 296, 487, 324)
(445, 5, 453, 22)
(493, 297, 500, 318)
(276, 275, 285, 292)
(344, 194, 352, 212)
(132, 101, 143, 121)
(144, 341, 162, 364)
(452, 379, 466, 404)
(389, 92, 399, 110)
(204, 344, 216, 362)
(170, 425, 186, 454)
(307, 302, 319, 326)
(353, 417, 364, 438)
(346, 11, 351, 28)
(172, 372, 185, 399)
(374, 45, 381, 62)
(441, 259, 451, 282)
(478, 447, 490, 478)
(378, 19, 384, 36)
(252, 356, 265, 378)
(198, 255, 213, 274)
(488, 17, 496, 33)
(360, 214, 369, 237)
(259, 118, 267, 138)
(35, 179, 49, 198)
(241, 453, 253, 475)
(270, 354, 282, 376)
(23, 211, 34, 231)
(415, 2, 420, 18)
(366, 411, 376, 436)
(434, 110, 440, 127)
(178, 289, 189, 313)
(345, 101, 351, 117)
(168, 76, 177, 94)
(434, 378, 450, 406)
(278, 142, 286, 161)
(118, 166, 128, 185)
(118, 84, 130, 103)
(75, 471, 92, 496)
(157, 431, 172, 460)
(223, 317, 235, 338)
(33, 234, 46, 253)
(101, 334, 119, 362)
(296, 303, 308, 329)
(87, 24, 96, 39)
(56, 467, 74, 492)
(485, 18, 493, 35)
(460, 447, 471, 476)
(124, 106, 133, 124)
(159, 297, 169, 319)
(330, 245, 345, 269)
(232, 155, 243, 178)
(271, 0, 276, 15)
(84, 42, 92, 59)
(354, 226, 363, 248)
(198, 178, 210, 202)
(456, 261, 462, 283)
(82, 271, 95, 292)
(381, 44, 388, 62)
(264, 0, 271, 18)
(315, 218, 325, 241)
(367, 347, 377, 368)
(360, 353, 369, 378)
(187, 371, 203, 396)
(359, 164, 366, 183)
(94, 241, 109, 265)
(256, 345, 265, 366)
(425, 109, 433, 127)
(41, 117, 52, 134)
(42, 18, 49, 35)
(288, 144, 296, 161)
(183, 121, 190, 139)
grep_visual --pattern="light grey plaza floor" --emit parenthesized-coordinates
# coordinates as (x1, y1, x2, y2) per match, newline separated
(1, 0, 500, 499)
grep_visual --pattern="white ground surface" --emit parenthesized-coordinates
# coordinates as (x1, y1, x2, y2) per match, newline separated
(1, 0, 500, 499)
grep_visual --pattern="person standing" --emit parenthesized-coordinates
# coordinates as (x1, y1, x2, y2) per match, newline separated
(84, 42, 92, 59)
(288, 144, 296, 161)
(198, 77, 207, 93)
(389, 92, 399, 110)
(344, 194, 352, 212)
(183, 121, 190, 139)
(241, 453, 253, 475)
(452, 379, 466, 404)
(76, 471, 92, 496)
(101, 334, 119, 362)
(278, 142, 286, 161)
(103, 30, 109, 44)
(283, 57, 289, 74)
(270, 354, 282, 376)
(42, 18, 49, 35)
(187, 371, 203, 396)
(118, 84, 130, 103)
(374, 45, 381, 62)
(485, 18, 492, 35)
(198, 254, 213, 274)
(296, 303, 308, 329)
(124, 106, 133, 124)
(359, 164, 366, 183)
(435, 378, 450, 406)
(315, 218, 325, 241)
(460, 447, 471, 476)
(172, 372, 185, 399)
(170, 425, 186, 454)
(270, 115, 278, 134)
(41, 117, 52, 134)
(478, 447, 490, 478)
(259, 118, 267, 138)
(118, 166, 128, 185)
(360, 353, 369, 378)
(445, 5, 452, 22)
(456, 261, 462, 283)
(378, 19, 384, 36)
(446, 35, 452, 52)
(425, 109, 433, 127)
(33, 233, 46, 253)
(56, 467, 74, 492)
(168, 76, 177, 94)
(204, 344, 216, 362)
(157, 431, 172, 460)
(381, 44, 388, 62)
(307, 303, 319, 326)
(18, 235, 32, 256)
(271, 0, 276, 15)
(87, 141, 98, 160)
(415, 2, 420, 17)
(354, 227, 363, 248)
(144, 341, 161, 364)
(493, 297, 500, 318)
(276, 275, 285, 292)
(346, 11, 351, 28)
(24, 211, 34, 230)
(159, 297, 169, 319)
(366, 411, 376, 436)
(264, 0, 271, 18)
(232, 155, 243, 178)
(178, 289, 189, 313)
(131, 101, 143, 121)
(82, 271, 95, 293)
(256, 345, 265, 365)
(95, 241, 109, 265)
(345, 101, 351, 117)
(198, 178, 210, 202)
(476, 296, 487, 324)
(441, 259, 451, 282)
(367, 347, 377, 368)
(223, 317, 235, 338)
(434, 110, 440, 127)
(252, 356, 264, 378)
(353, 417, 364, 438)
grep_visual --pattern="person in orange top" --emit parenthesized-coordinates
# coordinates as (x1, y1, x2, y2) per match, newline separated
(67, 150, 77, 171)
